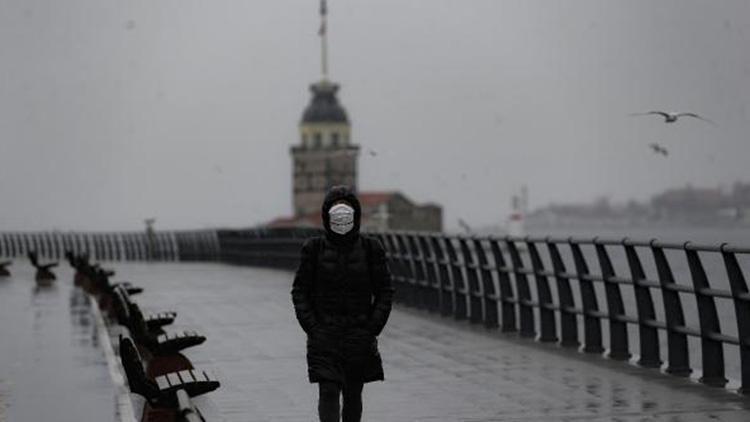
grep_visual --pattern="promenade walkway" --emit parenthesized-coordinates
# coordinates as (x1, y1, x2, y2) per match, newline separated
(118, 262, 750, 422)
(3, 261, 750, 421)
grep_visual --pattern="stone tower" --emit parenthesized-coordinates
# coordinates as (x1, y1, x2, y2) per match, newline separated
(290, 81, 359, 217)
(290, 0, 359, 218)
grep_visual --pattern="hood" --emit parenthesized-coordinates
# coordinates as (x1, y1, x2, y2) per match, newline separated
(321, 185, 361, 247)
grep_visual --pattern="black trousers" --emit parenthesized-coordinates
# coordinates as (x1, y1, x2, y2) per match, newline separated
(318, 381, 364, 422)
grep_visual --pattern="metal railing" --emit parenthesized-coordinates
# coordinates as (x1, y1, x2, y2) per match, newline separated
(371, 232, 750, 394)
(5, 227, 749, 393)
(204, 227, 750, 393)
(0, 229, 221, 262)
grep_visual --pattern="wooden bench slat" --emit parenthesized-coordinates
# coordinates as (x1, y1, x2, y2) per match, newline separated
(167, 372, 181, 387)
(179, 370, 194, 383)
(156, 376, 170, 390)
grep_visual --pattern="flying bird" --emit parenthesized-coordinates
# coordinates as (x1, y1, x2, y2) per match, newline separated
(631, 111, 716, 126)
(649, 143, 669, 157)
(457, 218, 473, 235)
(366, 148, 378, 157)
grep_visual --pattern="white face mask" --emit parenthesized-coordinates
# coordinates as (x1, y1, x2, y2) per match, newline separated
(328, 203, 355, 235)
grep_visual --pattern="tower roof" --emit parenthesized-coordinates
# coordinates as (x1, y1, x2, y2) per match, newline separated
(301, 80, 349, 124)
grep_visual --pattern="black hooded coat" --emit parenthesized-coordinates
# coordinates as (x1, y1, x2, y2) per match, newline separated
(291, 186, 394, 384)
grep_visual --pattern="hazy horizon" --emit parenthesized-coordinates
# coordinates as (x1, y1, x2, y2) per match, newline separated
(1, 0, 749, 231)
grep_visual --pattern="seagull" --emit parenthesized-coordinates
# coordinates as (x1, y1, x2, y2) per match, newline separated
(649, 143, 669, 157)
(366, 148, 377, 157)
(631, 111, 716, 125)
(457, 218, 473, 235)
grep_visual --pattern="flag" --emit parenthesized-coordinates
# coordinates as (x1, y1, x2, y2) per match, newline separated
(320, 0, 327, 16)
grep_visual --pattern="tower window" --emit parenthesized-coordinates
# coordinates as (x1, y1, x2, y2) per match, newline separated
(313, 132, 322, 148)
(331, 132, 340, 147)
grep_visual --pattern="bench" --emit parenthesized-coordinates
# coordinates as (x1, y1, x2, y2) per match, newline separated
(94, 266, 144, 296)
(128, 303, 205, 356)
(113, 285, 176, 330)
(27, 251, 58, 281)
(111, 286, 203, 356)
(0, 260, 11, 276)
(119, 336, 219, 406)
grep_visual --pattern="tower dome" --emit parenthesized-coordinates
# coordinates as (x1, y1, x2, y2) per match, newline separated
(301, 80, 349, 124)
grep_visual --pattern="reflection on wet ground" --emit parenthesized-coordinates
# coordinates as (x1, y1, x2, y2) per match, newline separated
(118, 262, 750, 422)
(0, 265, 115, 422)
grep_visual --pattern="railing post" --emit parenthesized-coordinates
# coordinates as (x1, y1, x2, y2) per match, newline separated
(685, 244, 727, 387)
(489, 237, 516, 332)
(382, 233, 406, 304)
(406, 233, 429, 311)
(124, 234, 133, 261)
(506, 237, 535, 338)
(51, 232, 60, 260)
(594, 240, 631, 360)
(720, 244, 750, 394)
(526, 239, 557, 342)
(417, 234, 440, 313)
(41, 233, 49, 257)
(459, 237, 484, 324)
(103, 234, 112, 261)
(11, 233, 19, 256)
(623, 239, 661, 368)
(474, 237, 499, 329)
(570, 240, 604, 354)
(651, 241, 691, 376)
(60, 233, 70, 258)
(547, 240, 579, 348)
(444, 237, 468, 321)
(21, 233, 30, 255)
(394, 232, 417, 308)
(430, 235, 454, 317)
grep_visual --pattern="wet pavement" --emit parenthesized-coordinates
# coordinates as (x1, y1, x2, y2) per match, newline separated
(3, 261, 750, 421)
(0, 265, 116, 422)
(112, 262, 750, 422)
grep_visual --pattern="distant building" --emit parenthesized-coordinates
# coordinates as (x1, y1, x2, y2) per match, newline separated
(650, 185, 724, 219)
(527, 182, 750, 227)
(267, 3, 442, 232)
(358, 192, 442, 232)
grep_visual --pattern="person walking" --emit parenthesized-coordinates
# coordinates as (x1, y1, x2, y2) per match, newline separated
(291, 185, 395, 422)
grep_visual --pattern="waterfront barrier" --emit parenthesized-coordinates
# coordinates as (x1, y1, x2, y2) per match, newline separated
(5, 227, 749, 395)
(0, 230, 220, 262)
(208, 228, 750, 395)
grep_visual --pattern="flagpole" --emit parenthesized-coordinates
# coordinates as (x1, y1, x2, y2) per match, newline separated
(320, 0, 328, 80)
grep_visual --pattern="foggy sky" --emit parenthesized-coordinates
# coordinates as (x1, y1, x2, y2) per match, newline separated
(1, 0, 749, 231)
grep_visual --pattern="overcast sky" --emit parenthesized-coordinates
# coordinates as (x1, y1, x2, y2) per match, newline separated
(1, 0, 749, 231)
